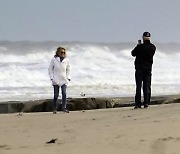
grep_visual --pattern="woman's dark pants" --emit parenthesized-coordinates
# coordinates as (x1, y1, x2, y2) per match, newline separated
(53, 84, 67, 111)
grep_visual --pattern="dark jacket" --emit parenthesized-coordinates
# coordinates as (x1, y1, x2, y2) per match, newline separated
(131, 40, 156, 71)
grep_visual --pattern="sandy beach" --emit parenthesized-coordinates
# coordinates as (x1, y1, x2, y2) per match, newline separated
(0, 103, 180, 154)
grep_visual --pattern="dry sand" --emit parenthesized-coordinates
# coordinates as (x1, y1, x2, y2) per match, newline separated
(0, 103, 180, 154)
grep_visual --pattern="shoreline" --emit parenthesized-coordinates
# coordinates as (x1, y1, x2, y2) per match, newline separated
(0, 94, 180, 114)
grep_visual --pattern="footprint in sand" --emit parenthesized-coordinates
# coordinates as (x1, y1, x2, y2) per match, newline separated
(151, 137, 180, 154)
(0, 145, 11, 150)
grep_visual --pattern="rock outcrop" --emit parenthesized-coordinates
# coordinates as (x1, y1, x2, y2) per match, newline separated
(0, 95, 180, 113)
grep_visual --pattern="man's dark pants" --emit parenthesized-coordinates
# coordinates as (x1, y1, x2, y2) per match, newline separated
(135, 69, 152, 107)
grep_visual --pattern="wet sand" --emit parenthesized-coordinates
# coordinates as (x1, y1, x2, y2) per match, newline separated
(0, 103, 180, 154)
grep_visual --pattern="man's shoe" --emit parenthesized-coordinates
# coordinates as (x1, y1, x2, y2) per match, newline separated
(62, 109, 69, 113)
(134, 106, 142, 109)
(144, 104, 149, 109)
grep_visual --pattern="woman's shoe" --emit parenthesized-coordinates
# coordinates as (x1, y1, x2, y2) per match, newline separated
(53, 111, 57, 114)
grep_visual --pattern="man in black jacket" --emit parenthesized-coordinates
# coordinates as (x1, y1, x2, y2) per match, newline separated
(131, 32, 156, 109)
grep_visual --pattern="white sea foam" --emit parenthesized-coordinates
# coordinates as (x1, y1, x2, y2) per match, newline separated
(0, 41, 179, 102)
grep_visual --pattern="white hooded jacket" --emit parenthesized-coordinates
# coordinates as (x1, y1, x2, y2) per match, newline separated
(48, 56, 71, 86)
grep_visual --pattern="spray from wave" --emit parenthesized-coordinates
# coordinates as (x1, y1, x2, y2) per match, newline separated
(0, 41, 179, 102)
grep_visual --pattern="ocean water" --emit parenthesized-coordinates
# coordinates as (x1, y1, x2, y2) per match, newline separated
(0, 41, 180, 102)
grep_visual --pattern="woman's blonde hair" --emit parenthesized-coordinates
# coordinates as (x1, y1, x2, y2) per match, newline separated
(55, 47, 66, 57)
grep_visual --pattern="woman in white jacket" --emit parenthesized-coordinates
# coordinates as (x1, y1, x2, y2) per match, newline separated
(48, 47, 71, 113)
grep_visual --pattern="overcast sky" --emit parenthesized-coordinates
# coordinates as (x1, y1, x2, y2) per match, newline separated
(0, 0, 180, 43)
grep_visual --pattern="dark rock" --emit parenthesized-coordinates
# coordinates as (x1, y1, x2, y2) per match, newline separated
(0, 95, 180, 113)
(0, 102, 24, 114)
(174, 98, 180, 103)
(22, 100, 52, 112)
(95, 98, 107, 109)
(68, 98, 97, 110)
